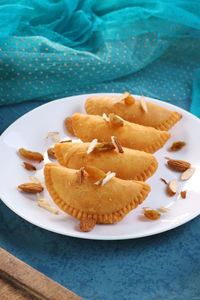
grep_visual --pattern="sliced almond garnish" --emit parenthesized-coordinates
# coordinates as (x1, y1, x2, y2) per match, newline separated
(29, 176, 42, 185)
(180, 167, 195, 181)
(79, 219, 96, 232)
(101, 172, 116, 186)
(23, 162, 36, 171)
(112, 92, 131, 104)
(85, 165, 106, 181)
(180, 191, 187, 199)
(166, 158, 191, 172)
(38, 199, 59, 214)
(46, 131, 60, 142)
(160, 178, 168, 185)
(143, 207, 161, 220)
(109, 113, 124, 128)
(87, 139, 98, 154)
(158, 206, 170, 213)
(111, 136, 124, 153)
(93, 142, 115, 152)
(102, 113, 109, 122)
(47, 147, 56, 159)
(167, 179, 178, 196)
(60, 139, 72, 143)
(169, 141, 186, 151)
(19, 148, 44, 162)
(77, 167, 85, 184)
(140, 95, 148, 112)
(18, 183, 44, 193)
(65, 117, 75, 136)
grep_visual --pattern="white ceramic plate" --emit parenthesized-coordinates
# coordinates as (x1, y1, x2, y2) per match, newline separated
(0, 94, 200, 240)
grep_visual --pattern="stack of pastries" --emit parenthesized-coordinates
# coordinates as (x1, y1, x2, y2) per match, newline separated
(44, 93, 182, 227)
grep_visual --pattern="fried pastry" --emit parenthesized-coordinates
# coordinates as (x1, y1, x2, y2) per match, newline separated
(54, 142, 158, 181)
(44, 163, 150, 224)
(71, 113, 170, 153)
(85, 94, 182, 130)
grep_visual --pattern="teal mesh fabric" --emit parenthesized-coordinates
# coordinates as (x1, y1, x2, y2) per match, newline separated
(0, 0, 200, 116)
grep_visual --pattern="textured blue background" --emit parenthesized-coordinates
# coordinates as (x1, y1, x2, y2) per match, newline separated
(1, 1, 200, 299)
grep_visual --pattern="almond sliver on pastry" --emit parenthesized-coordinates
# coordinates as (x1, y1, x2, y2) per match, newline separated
(85, 95, 182, 131)
(54, 142, 158, 181)
(44, 163, 151, 224)
(71, 113, 170, 153)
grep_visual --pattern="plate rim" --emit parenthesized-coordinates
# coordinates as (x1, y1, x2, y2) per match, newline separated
(0, 93, 200, 240)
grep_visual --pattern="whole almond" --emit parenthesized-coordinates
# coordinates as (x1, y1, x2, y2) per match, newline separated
(19, 148, 44, 162)
(180, 167, 195, 181)
(23, 162, 36, 171)
(167, 179, 178, 196)
(167, 159, 191, 172)
(18, 183, 44, 193)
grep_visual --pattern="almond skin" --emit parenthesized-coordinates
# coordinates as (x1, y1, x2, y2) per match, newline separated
(18, 183, 44, 193)
(167, 159, 191, 172)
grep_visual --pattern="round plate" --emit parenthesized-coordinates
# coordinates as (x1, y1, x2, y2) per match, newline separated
(0, 94, 200, 240)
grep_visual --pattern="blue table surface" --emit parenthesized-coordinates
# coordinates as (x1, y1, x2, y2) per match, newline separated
(0, 100, 200, 300)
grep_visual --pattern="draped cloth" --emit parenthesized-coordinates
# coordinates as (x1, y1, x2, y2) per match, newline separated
(0, 0, 200, 117)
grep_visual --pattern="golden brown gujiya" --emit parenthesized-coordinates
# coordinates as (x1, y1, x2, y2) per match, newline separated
(71, 113, 170, 153)
(44, 163, 150, 224)
(54, 142, 158, 181)
(85, 94, 182, 130)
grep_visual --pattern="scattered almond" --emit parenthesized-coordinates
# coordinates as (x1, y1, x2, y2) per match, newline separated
(143, 207, 161, 220)
(87, 139, 98, 154)
(180, 167, 195, 181)
(160, 178, 168, 185)
(109, 113, 124, 128)
(18, 183, 44, 193)
(38, 199, 59, 214)
(60, 139, 72, 143)
(112, 92, 131, 104)
(47, 147, 56, 159)
(166, 158, 191, 172)
(65, 117, 75, 136)
(111, 136, 124, 153)
(23, 162, 36, 171)
(140, 95, 148, 113)
(167, 179, 178, 196)
(46, 131, 60, 142)
(29, 176, 42, 185)
(77, 167, 85, 184)
(101, 172, 116, 186)
(19, 148, 44, 162)
(79, 219, 96, 232)
(85, 165, 106, 181)
(158, 206, 170, 213)
(180, 191, 187, 199)
(94, 142, 115, 152)
(169, 141, 186, 151)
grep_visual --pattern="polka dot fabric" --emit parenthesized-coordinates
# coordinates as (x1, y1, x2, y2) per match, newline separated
(0, 1, 200, 117)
